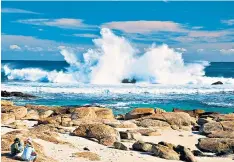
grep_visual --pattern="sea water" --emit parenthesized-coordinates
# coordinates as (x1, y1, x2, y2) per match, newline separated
(1, 28, 234, 114)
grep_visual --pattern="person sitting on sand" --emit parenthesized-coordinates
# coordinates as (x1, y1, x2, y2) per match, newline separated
(10, 138, 24, 157)
(21, 138, 37, 162)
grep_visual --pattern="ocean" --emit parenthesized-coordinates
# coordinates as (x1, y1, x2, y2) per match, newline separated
(1, 60, 234, 115)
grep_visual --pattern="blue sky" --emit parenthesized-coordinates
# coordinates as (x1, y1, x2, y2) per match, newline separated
(2, 1, 234, 61)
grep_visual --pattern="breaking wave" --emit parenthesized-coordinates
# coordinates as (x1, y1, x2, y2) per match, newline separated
(2, 28, 234, 85)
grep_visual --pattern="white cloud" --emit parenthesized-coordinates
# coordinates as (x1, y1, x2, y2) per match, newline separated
(73, 33, 98, 38)
(192, 26, 203, 30)
(188, 31, 227, 37)
(2, 34, 90, 53)
(197, 49, 204, 52)
(220, 48, 234, 54)
(2, 8, 39, 14)
(221, 19, 234, 26)
(176, 48, 187, 52)
(102, 21, 184, 33)
(17, 18, 96, 29)
(9, 44, 21, 50)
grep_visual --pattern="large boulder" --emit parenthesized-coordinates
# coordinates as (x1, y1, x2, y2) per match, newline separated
(152, 144, 180, 160)
(119, 131, 142, 141)
(71, 107, 115, 120)
(93, 107, 114, 120)
(197, 138, 234, 154)
(214, 113, 234, 121)
(2, 106, 27, 120)
(125, 108, 155, 120)
(132, 141, 153, 152)
(1, 113, 15, 125)
(142, 112, 192, 128)
(73, 124, 120, 146)
(136, 119, 171, 128)
(200, 121, 234, 135)
(1, 100, 13, 106)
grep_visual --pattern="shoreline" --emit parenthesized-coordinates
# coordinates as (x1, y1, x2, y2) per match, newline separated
(1, 100, 234, 162)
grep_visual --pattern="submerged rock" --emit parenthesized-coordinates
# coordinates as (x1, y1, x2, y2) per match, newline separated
(211, 81, 223, 85)
(121, 78, 136, 83)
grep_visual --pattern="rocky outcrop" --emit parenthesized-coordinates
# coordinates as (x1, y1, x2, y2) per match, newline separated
(207, 130, 234, 138)
(125, 108, 155, 120)
(197, 138, 234, 154)
(39, 110, 54, 119)
(73, 124, 120, 146)
(1, 90, 35, 98)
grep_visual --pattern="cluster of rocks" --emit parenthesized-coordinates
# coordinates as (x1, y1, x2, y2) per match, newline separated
(1, 99, 234, 161)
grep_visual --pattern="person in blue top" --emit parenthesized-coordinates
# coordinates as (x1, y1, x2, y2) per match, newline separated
(21, 138, 37, 162)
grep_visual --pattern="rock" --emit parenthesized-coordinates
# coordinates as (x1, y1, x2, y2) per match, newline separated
(158, 141, 176, 150)
(173, 108, 205, 118)
(145, 112, 192, 127)
(137, 119, 171, 128)
(1, 100, 13, 106)
(71, 107, 114, 120)
(94, 107, 114, 120)
(2, 106, 27, 120)
(114, 142, 128, 150)
(111, 121, 138, 128)
(1, 113, 15, 124)
(155, 108, 166, 114)
(119, 131, 142, 141)
(39, 115, 62, 125)
(132, 141, 153, 152)
(197, 118, 213, 126)
(73, 124, 120, 146)
(125, 108, 155, 120)
(152, 144, 180, 160)
(175, 145, 197, 162)
(192, 150, 204, 156)
(200, 121, 234, 135)
(197, 138, 234, 154)
(1, 90, 35, 98)
(122, 78, 136, 83)
(39, 110, 54, 119)
(207, 130, 234, 138)
(23, 110, 39, 120)
(115, 114, 125, 120)
(192, 125, 200, 131)
(214, 114, 234, 121)
(83, 147, 90, 151)
(61, 114, 72, 127)
(211, 81, 223, 85)
(13, 121, 28, 129)
(145, 131, 161, 136)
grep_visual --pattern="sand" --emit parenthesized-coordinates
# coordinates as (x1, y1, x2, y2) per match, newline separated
(2, 125, 233, 162)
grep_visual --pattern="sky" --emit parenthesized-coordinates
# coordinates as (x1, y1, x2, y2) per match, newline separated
(1, 1, 234, 61)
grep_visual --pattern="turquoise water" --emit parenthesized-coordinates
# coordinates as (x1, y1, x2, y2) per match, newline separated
(1, 61, 234, 114)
